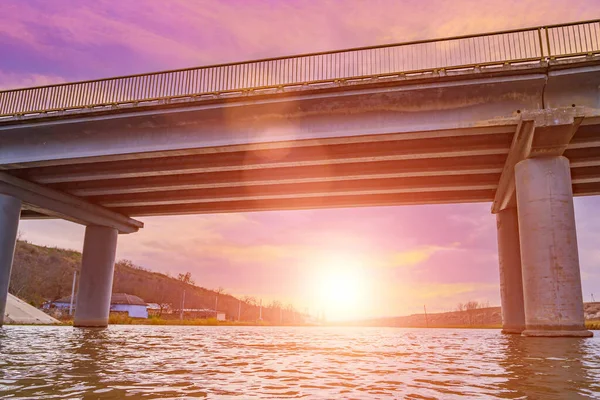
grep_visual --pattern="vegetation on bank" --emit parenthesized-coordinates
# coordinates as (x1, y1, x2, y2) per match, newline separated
(10, 240, 303, 324)
(586, 321, 600, 330)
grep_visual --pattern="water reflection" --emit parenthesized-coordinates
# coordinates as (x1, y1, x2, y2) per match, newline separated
(0, 326, 598, 399)
(499, 335, 600, 399)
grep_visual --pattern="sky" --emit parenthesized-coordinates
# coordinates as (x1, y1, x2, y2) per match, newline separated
(2, 0, 600, 319)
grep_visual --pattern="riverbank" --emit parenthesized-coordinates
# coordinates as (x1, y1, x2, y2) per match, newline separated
(33, 315, 598, 330)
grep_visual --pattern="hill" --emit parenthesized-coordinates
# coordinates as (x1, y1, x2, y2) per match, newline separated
(363, 304, 600, 328)
(9, 240, 300, 323)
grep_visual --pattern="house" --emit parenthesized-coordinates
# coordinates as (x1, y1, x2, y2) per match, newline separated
(46, 293, 148, 319)
(109, 293, 148, 318)
(146, 303, 172, 317)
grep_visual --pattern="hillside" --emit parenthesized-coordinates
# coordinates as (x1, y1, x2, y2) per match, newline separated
(9, 240, 300, 323)
(363, 304, 600, 328)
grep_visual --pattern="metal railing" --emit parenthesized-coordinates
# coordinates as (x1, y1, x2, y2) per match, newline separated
(1, 19, 599, 119)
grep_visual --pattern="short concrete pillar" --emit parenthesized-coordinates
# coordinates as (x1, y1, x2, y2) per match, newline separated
(74, 225, 118, 328)
(496, 207, 526, 334)
(515, 156, 592, 337)
(0, 194, 21, 326)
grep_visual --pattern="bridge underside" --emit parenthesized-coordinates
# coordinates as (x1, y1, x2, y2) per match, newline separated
(6, 120, 600, 218)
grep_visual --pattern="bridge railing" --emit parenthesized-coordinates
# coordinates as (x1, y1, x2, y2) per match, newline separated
(1, 19, 599, 119)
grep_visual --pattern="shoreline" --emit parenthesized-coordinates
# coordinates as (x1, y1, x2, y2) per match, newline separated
(5, 320, 599, 330)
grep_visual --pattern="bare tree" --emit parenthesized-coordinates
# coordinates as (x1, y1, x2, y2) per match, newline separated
(215, 287, 226, 295)
(242, 295, 257, 306)
(465, 301, 480, 326)
(177, 272, 195, 285)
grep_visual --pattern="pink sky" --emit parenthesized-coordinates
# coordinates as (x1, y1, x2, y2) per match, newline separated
(3, 0, 600, 318)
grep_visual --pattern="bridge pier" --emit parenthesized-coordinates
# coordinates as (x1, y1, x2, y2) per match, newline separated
(0, 194, 21, 327)
(73, 225, 118, 328)
(496, 207, 526, 334)
(515, 156, 592, 337)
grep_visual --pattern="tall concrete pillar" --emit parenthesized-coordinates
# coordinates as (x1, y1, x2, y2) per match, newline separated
(74, 225, 118, 328)
(515, 156, 592, 337)
(496, 207, 526, 334)
(0, 194, 21, 327)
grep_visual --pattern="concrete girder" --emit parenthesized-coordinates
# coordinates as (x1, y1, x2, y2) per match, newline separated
(545, 65, 600, 110)
(110, 189, 495, 217)
(49, 155, 507, 197)
(13, 131, 514, 184)
(84, 174, 500, 208)
(0, 172, 143, 234)
(0, 73, 544, 168)
(491, 108, 585, 214)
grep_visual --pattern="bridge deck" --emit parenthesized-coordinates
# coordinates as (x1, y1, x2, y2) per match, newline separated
(1, 20, 600, 221)
(1, 19, 599, 121)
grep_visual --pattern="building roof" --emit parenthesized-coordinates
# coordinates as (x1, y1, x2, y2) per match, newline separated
(54, 293, 147, 306)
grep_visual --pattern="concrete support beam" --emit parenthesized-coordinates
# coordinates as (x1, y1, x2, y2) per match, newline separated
(0, 194, 21, 326)
(515, 156, 592, 337)
(0, 171, 143, 234)
(492, 109, 583, 214)
(496, 207, 525, 334)
(73, 225, 118, 328)
(492, 120, 535, 212)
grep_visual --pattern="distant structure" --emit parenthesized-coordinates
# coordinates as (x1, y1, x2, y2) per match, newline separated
(47, 293, 148, 319)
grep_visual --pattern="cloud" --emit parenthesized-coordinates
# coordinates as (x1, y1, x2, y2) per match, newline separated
(388, 243, 462, 267)
(0, 71, 65, 90)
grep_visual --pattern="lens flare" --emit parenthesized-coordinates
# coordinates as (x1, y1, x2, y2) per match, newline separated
(309, 253, 370, 321)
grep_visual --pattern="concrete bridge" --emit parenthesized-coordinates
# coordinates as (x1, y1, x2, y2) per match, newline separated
(1, 20, 599, 336)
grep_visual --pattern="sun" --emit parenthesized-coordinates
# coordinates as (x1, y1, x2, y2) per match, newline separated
(309, 253, 371, 321)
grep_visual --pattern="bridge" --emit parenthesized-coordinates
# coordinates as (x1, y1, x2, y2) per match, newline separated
(1, 19, 599, 336)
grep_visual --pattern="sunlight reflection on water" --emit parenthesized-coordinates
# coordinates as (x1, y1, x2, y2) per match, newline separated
(0, 326, 598, 399)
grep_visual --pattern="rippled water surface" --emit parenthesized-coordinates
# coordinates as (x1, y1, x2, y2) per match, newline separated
(1, 326, 599, 399)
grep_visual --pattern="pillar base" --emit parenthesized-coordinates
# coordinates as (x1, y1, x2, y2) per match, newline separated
(522, 329, 593, 338)
(73, 319, 109, 328)
(501, 327, 525, 334)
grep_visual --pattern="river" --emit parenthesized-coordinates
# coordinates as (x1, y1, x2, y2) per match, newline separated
(0, 326, 598, 399)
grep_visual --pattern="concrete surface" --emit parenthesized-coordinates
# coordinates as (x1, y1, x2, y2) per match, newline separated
(515, 156, 592, 337)
(496, 207, 526, 334)
(0, 193, 21, 326)
(4, 293, 60, 325)
(74, 225, 118, 327)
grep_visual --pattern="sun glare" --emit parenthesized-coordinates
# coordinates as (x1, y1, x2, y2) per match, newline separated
(309, 253, 371, 321)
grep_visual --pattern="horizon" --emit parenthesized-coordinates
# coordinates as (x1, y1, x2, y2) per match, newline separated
(3, 0, 600, 321)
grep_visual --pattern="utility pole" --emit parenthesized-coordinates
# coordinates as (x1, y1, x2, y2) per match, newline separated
(215, 296, 218, 318)
(69, 271, 77, 315)
(238, 300, 241, 321)
(259, 299, 262, 321)
(180, 290, 186, 321)
(424, 305, 429, 328)
(592, 293, 596, 303)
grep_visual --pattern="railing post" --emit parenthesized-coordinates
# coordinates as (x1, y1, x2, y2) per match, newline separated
(545, 27, 553, 60)
(537, 28, 545, 60)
